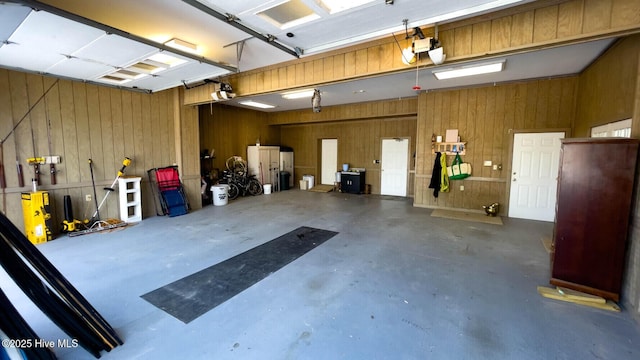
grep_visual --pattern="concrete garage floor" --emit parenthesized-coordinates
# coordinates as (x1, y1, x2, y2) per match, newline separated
(2, 190, 640, 359)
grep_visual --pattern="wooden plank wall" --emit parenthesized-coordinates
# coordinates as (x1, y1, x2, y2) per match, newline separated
(198, 103, 278, 172)
(279, 117, 417, 195)
(414, 76, 577, 213)
(0, 69, 195, 235)
(198, 0, 640, 103)
(574, 36, 640, 136)
(267, 98, 417, 125)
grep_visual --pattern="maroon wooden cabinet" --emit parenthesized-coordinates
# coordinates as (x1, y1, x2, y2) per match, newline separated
(550, 138, 639, 301)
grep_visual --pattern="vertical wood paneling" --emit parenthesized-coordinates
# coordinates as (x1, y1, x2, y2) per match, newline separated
(121, 91, 135, 169)
(86, 85, 103, 179)
(513, 83, 527, 130)
(0, 69, 189, 233)
(25, 75, 47, 166)
(471, 22, 492, 54)
(557, 0, 584, 38)
(415, 77, 577, 212)
(533, 6, 559, 42)
(198, 104, 275, 172)
(438, 29, 455, 59)
(612, 0, 640, 27)
(453, 26, 473, 57)
(491, 17, 512, 51)
(355, 49, 368, 75)
(476, 89, 489, 178)
(511, 11, 535, 46)
(278, 118, 416, 192)
(575, 35, 639, 136)
(43, 78, 62, 182)
(67, 82, 84, 183)
(535, 80, 549, 128)
(344, 52, 356, 77)
(324, 57, 335, 81)
(583, 0, 612, 33)
(8, 72, 31, 188)
(493, 85, 507, 173)
(483, 87, 497, 178)
(367, 46, 380, 73)
(0, 70, 22, 220)
(379, 43, 394, 70)
(110, 88, 125, 164)
(99, 86, 116, 179)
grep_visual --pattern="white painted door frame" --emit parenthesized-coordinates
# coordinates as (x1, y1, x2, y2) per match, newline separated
(381, 137, 409, 196)
(508, 132, 564, 221)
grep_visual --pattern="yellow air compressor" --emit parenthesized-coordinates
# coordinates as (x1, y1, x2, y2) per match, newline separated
(21, 191, 53, 244)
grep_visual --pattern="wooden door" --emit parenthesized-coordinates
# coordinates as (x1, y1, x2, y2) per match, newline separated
(321, 139, 337, 185)
(381, 138, 408, 196)
(508, 132, 564, 221)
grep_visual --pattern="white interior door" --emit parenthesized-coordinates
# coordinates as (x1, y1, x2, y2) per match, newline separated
(381, 138, 409, 196)
(508, 132, 564, 221)
(321, 139, 338, 185)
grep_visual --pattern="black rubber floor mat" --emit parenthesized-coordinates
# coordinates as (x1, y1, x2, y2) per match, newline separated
(141, 226, 338, 323)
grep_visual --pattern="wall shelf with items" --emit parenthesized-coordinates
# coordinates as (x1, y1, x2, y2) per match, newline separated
(432, 142, 466, 155)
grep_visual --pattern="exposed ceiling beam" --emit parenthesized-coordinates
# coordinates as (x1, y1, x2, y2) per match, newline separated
(181, 0, 301, 59)
(8, 0, 238, 72)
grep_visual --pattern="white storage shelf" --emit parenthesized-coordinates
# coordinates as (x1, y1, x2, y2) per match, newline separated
(118, 176, 142, 223)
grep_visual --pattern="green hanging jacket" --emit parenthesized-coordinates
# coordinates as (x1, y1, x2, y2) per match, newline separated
(440, 153, 449, 193)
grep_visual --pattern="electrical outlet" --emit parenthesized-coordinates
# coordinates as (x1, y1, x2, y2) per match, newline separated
(460, 185, 464, 191)
(85, 194, 92, 202)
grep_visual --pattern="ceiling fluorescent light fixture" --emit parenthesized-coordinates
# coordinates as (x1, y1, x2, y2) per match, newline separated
(282, 89, 316, 99)
(240, 100, 276, 109)
(164, 38, 199, 54)
(318, 0, 376, 14)
(433, 60, 505, 80)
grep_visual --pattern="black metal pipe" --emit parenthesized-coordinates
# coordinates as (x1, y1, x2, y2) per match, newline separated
(181, 0, 300, 58)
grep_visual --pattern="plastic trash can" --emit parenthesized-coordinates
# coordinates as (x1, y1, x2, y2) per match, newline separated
(279, 171, 290, 190)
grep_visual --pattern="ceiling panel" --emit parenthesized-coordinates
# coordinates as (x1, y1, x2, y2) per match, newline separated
(127, 61, 230, 92)
(234, 38, 298, 72)
(0, 42, 66, 70)
(72, 34, 159, 68)
(0, 3, 31, 45)
(11, 10, 105, 55)
(45, 57, 114, 79)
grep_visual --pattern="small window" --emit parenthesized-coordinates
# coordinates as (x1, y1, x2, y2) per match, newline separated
(591, 119, 632, 138)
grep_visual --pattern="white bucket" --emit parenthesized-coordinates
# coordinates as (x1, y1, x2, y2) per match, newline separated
(263, 184, 272, 194)
(302, 175, 314, 189)
(211, 185, 228, 206)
